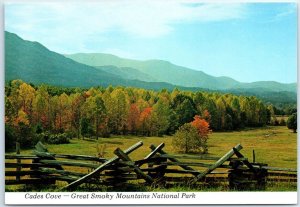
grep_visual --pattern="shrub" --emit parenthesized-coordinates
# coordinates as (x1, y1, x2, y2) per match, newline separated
(34, 132, 70, 144)
(5, 124, 17, 150)
(47, 133, 70, 144)
(287, 113, 297, 133)
(65, 131, 75, 139)
(35, 123, 43, 134)
(32, 133, 47, 146)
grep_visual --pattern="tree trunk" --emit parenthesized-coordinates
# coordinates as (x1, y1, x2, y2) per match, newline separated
(185, 136, 188, 153)
(77, 126, 80, 139)
(96, 118, 99, 140)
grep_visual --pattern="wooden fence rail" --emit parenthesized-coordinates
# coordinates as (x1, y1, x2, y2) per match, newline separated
(5, 141, 297, 190)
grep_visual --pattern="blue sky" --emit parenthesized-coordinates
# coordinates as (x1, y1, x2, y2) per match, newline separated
(5, 2, 297, 83)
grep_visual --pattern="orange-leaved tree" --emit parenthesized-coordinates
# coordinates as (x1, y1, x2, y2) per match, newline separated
(191, 115, 210, 153)
(139, 107, 153, 136)
(191, 115, 210, 137)
(127, 103, 140, 135)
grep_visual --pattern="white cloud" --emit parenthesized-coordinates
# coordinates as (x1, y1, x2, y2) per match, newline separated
(5, 1, 247, 53)
(275, 3, 296, 18)
(259, 3, 296, 24)
(6, 1, 247, 36)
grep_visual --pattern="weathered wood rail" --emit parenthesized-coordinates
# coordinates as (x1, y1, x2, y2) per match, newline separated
(5, 141, 297, 190)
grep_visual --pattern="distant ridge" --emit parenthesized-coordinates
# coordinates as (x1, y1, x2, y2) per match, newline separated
(66, 53, 296, 92)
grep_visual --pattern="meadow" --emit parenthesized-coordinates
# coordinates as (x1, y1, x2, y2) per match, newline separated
(38, 126, 297, 168)
(6, 126, 297, 192)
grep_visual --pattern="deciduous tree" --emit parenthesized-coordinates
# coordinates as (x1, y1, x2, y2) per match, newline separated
(153, 99, 171, 136)
(127, 103, 140, 135)
(191, 115, 210, 153)
(172, 123, 200, 153)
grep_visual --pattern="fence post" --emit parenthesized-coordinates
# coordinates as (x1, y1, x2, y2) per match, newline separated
(16, 142, 21, 182)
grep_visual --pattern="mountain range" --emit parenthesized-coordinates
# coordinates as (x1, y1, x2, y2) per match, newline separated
(5, 31, 296, 98)
(65, 53, 296, 92)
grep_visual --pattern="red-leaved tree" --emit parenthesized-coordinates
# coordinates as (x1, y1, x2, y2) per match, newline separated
(139, 107, 152, 136)
(191, 115, 210, 153)
(127, 104, 140, 135)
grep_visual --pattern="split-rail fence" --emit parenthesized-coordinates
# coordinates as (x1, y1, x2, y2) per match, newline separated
(5, 141, 297, 191)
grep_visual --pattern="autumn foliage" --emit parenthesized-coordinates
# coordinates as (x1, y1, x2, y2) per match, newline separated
(191, 115, 210, 138)
(191, 115, 210, 153)
(127, 104, 140, 134)
(5, 79, 272, 150)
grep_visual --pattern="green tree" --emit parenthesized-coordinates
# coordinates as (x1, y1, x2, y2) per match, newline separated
(216, 97, 227, 129)
(80, 117, 93, 138)
(267, 105, 276, 125)
(287, 113, 297, 133)
(171, 94, 196, 128)
(18, 82, 36, 121)
(193, 92, 206, 114)
(70, 93, 85, 138)
(230, 97, 241, 129)
(13, 109, 34, 147)
(82, 95, 106, 139)
(172, 123, 200, 153)
(202, 98, 219, 130)
(55, 93, 70, 132)
(5, 95, 15, 124)
(7, 80, 24, 113)
(32, 85, 50, 129)
(153, 99, 171, 136)
(94, 95, 107, 138)
(103, 89, 129, 134)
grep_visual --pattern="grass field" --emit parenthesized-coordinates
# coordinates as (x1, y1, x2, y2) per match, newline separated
(6, 126, 297, 191)
(18, 126, 296, 168)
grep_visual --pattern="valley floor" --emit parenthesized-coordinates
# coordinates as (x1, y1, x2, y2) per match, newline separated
(44, 126, 297, 169)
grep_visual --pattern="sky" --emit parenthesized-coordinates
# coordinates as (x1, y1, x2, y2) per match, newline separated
(5, 1, 297, 83)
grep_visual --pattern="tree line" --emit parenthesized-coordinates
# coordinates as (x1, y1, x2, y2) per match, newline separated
(5, 80, 273, 149)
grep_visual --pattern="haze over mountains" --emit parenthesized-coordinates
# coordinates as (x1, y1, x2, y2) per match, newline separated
(5, 31, 296, 96)
(66, 53, 296, 92)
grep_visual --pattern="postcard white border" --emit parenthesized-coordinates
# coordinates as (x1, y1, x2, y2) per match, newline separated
(1, 0, 299, 206)
(4, 192, 298, 205)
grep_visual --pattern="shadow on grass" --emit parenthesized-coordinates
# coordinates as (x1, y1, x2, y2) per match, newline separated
(76, 138, 124, 145)
(107, 136, 145, 140)
(99, 140, 124, 145)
